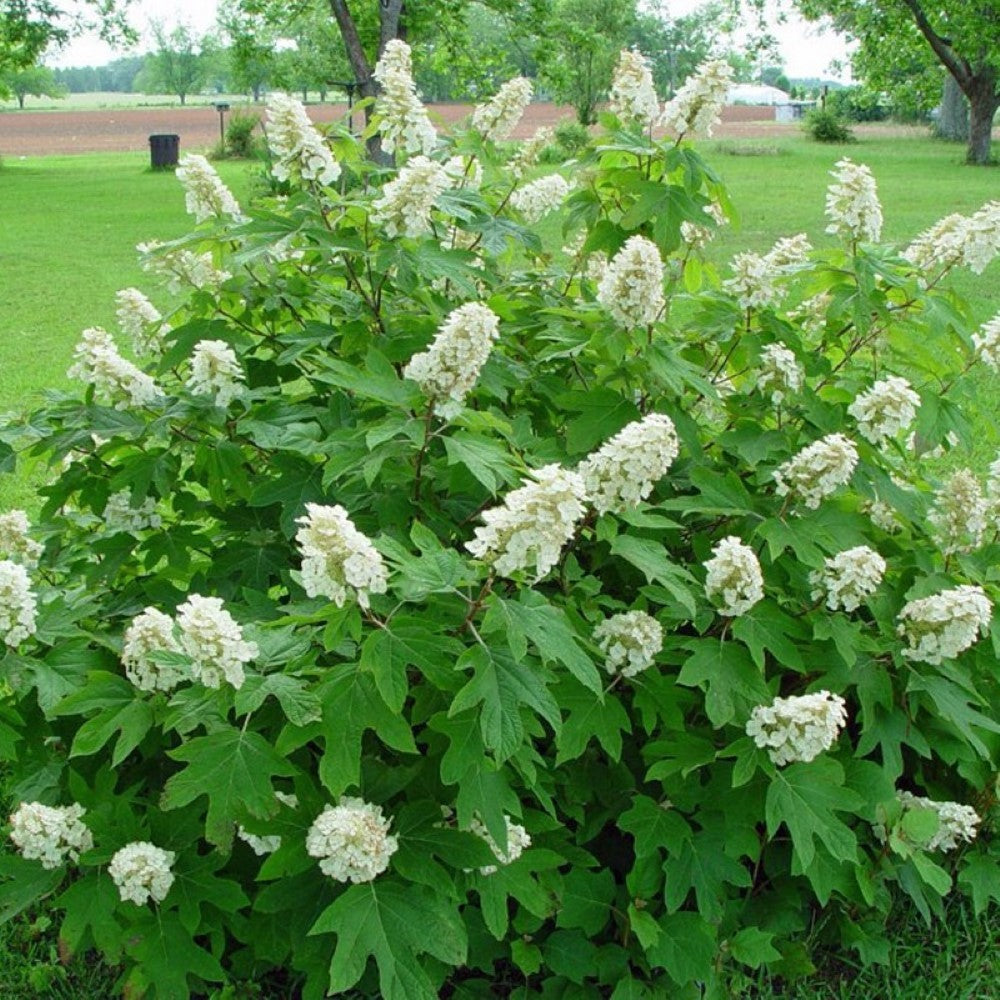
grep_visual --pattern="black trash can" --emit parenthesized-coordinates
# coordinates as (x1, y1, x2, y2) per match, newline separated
(149, 133, 180, 169)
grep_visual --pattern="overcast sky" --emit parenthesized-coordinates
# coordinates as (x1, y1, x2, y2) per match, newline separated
(49, 0, 853, 81)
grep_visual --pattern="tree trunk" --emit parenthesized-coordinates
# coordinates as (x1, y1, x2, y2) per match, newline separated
(179, 93, 186, 106)
(966, 82, 998, 165)
(935, 76, 968, 142)
(17, 93, 25, 109)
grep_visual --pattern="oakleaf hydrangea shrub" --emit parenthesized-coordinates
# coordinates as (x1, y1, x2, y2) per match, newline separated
(1, 45, 1000, 999)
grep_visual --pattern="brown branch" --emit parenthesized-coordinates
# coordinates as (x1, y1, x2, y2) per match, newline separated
(899, 0, 971, 90)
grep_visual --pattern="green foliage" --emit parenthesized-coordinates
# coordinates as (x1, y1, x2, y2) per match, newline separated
(0, 71, 999, 1000)
(825, 86, 889, 123)
(804, 108, 856, 143)
(223, 112, 262, 159)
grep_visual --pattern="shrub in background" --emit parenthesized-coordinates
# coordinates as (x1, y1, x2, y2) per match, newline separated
(826, 86, 890, 123)
(1, 46, 1000, 1000)
(804, 107, 856, 143)
(224, 111, 263, 159)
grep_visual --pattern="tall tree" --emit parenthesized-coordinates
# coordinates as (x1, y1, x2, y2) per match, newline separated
(147, 23, 212, 106)
(0, 0, 133, 73)
(790, 0, 999, 164)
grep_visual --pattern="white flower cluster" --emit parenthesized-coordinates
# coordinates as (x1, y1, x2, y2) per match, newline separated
(897, 585, 992, 664)
(609, 49, 659, 127)
(306, 797, 398, 883)
(108, 841, 175, 905)
(594, 610, 663, 678)
(373, 39, 437, 156)
(0, 510, 42, 567)
(176, 153, 243, 223)
(472, 76, 533, 142)
(848, 376, 920, 444)
(403, 302, 500, 417)
(774, 434, 859, 509)
(295, 503, 388, 609)
(987, 453, 1000, 532)
(928, 468, 988, 555)
(187, 339, 245, 408)
(597, 235, 665, 330)
(704, 536, 764, 617)
(137, 241, 230, 293)
(237, 791, 298, 856)
(67, 327, 159, 410)
(825, 158, 883, 243)
(725, 235, 811, 311)
(746, 691, 848, 766)
(904, 201, 1000, 276)
(579, 413, 679, 514)
(0, 559, 37, 647)
(895, 791, 981, 852)
(510, 126, 552, 179)
(790, 292, 832, 340)
(469, 815, 531, 876)
(444, 154, 483, 191)
(810, 546, 886, 612)
(122, 607, 184, 692)
(757, 343, 803, 405)
(103, 491, 162, 534)
(372, 155, 452, 238)
(681, 201, 727, 250)
(176, 594, 257, 689)
(467, 465, 588, 580)
(972, 313, 1000, 370)
(115, 287, 167, 357)
(265, 92, 341, 187)
(9, 802, 93, 869)
(510, 174, 571, 223)
(659, 58, 733, 139)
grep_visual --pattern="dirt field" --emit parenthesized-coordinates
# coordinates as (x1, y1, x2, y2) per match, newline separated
(0, 102, 802, 157)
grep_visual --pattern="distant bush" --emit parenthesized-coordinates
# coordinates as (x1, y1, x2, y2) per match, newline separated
(826, 87, 890, 123)
(224, 112, 262, 159)
(538, 118, 591, 163)
(804, 108, 856, 143)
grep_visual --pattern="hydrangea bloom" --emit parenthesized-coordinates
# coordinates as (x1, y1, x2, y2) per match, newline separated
(108, 842, 176, 905)
(659, 58, 733, 138)
(773, 434, 858, 509)
(578, 413, 679, 514)
(897, 585, 992, 664)
(810, 546, 886, 612)
(372, 39, 437, 156)
(372, 155, 452, 238)
(597, 235, 665, 330)
(928, 468, 988, 554)
(746, 691, 848, 766)
(0, 559, 37, 647)
(594, 610, 663, 677)
(725, 235, 811, 311)
(848, 376, 920, 444)
(825, 158, 882, 243)
(680, 201, 727, 250)
(469, 815, 531, 875)
(121, 607, 184, 692)
(987, 453, 1000, 532)
(972, 313, 1000, 370)
(757, 343, 803, 404)
(176, 594, 257, 689)
(703, 536, 764, 617)
(471, 76, 533, 141)
(905, 202, 1000, 275)
(115, 288, 167, 357)
(9, 802, 93, 869)
(0, 510, 42, 567)
(265, 92, 341, 187)
(237, 791, 298, 856)
(466, 465, 588, 580)
(295, 503, 388, 609)
(187, 339, 245, 408)
(137, 241, 230, 293)
(103, 491, 162, 534)
(895, 791, 981, 852)
(176, 153, 243, 222)
(67, 327, 159, 410)
(510, 126, 552, 179)
(609, 49, 659, 127)
(306, 797, 398, 883)
(509, 174, 571, 223)
(403, 302, 500, 417)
